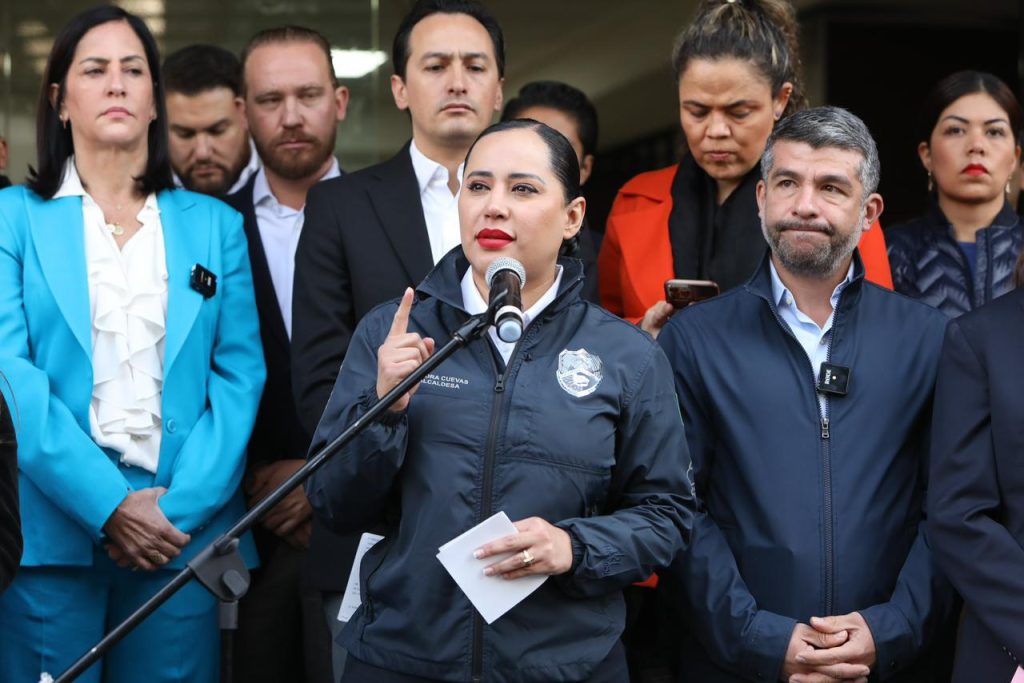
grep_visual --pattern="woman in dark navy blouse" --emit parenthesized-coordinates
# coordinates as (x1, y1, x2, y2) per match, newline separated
(887, 71, 1023, 317)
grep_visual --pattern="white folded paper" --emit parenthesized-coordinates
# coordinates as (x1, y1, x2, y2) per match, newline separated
(436, 511, 547, 624)
(337, 532, 385, 623)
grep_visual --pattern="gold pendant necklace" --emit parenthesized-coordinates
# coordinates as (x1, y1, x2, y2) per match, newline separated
(106, 221, 126, 236)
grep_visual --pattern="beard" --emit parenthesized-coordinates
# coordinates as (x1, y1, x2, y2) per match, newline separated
(181, 155, 246, 196)
(255, 128, 336, 181)
(761, 212, 863, 278)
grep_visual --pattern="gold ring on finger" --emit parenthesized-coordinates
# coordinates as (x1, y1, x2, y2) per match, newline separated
(521, 550, 535, 567)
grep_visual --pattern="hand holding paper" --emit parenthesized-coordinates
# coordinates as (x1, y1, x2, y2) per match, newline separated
(436, 512, 548, 624)
(474, 515, 573, 580)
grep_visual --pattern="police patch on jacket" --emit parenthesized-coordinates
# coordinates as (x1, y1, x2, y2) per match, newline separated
(556, 349, 603, 397)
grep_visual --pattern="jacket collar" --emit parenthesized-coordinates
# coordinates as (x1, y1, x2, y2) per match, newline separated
(417, 247, 585, 316)
(926, 199, 1021, 234)
(745, 249, 866, 309)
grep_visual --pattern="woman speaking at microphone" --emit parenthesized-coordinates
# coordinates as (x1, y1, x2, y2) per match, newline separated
(307, 119, 695, 683)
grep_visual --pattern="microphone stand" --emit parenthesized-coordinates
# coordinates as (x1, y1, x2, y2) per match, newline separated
(53, 306, 496, 683)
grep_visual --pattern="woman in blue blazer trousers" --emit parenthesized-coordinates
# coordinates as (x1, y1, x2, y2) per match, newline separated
(0, 7, 263, 682)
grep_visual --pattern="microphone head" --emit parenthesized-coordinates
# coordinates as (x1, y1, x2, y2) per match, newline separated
(485, 257, 527, 289)
(496, 318, 523, 343)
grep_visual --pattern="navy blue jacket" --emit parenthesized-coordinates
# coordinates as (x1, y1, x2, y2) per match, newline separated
(929, 286, 1024, 682)
(307, 251, 694, 683)
(887, 202, 1023, 318)
(658, 253, 957, 682)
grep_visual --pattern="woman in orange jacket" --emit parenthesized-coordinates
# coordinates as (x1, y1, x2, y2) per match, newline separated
(598, 0, 891, 334)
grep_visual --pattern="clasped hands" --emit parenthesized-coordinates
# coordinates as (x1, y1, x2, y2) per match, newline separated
(245, 458, 313, 550)
(103, 487, 190, 571)
(782, 612, 876, 683)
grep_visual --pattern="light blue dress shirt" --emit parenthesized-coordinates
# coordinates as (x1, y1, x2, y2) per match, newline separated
(769, 259, 854, 415)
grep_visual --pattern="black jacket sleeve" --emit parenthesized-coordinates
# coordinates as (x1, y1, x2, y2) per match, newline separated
(304, 305, 407, 534)
(929, 317, 1024, 661)
(658, 317, 798, 681)
(0, 387, 21, 592)
(555, 343, 695, 598)
(292, 182, 358, 435)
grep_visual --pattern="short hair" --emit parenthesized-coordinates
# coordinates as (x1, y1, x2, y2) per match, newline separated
(392, 0, 505, 81)
(163, 44, 242, 97)
(501, 81, 599, 158)
(240, 25, 337, 92)
(672, 0, 807, 120)
(919, 70, 1022, 145)
(27, 5, 173, 199)
(761, 106, 881, 197)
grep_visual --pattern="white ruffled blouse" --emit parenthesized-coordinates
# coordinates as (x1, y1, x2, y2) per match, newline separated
(54, 159, 168, 473)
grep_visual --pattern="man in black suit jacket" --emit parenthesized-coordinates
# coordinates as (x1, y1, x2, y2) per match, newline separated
(0, 389, 20, 594)
(292, 0, 504, 669)
(225, 25, 348, 683)
(930, 284, 1024, 683)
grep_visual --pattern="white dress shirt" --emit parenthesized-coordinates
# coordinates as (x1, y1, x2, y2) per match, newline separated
(461, 265, 564, 364)
(769, 260, 854, 415)
(409, 140, 463, 265)
(55, 158, 168, 473)
(252, 158, 340, 338)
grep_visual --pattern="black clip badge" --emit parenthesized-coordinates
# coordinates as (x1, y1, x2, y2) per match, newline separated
(817, 362, 851, 397)
(190, 264, 217, 299)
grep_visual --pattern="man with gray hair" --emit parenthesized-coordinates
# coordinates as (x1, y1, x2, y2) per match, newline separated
(658, 107, 957, 682)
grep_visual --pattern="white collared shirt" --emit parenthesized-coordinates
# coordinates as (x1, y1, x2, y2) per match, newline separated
(172, 138, 261, 196)
(769, 260, 854, 415)
(409, 140, 463, 265)
(252, 158, 341, 338)
(55, 158, 167, 473)
(461, 265, 564, 364)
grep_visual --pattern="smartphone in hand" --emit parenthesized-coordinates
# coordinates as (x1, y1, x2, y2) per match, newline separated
(664, 279, 720, 309)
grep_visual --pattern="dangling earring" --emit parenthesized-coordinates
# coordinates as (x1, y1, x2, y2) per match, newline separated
(1007, 180, 1013, 195)
(927, 171, 934, 193)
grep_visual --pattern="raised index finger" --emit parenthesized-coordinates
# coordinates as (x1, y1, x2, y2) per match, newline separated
(389, 288, 415, 338)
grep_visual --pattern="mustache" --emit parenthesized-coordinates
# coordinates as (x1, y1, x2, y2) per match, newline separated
(273, 133, 319, 146)
(773, 219, 834, 235)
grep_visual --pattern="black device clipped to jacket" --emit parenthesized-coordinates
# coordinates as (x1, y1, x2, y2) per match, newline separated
(190, 264, 217, 299)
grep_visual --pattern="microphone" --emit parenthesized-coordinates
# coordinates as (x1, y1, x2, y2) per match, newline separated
(485, 257, 527, 343)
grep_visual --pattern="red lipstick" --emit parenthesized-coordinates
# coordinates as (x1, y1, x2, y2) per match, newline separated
(476, 229, 513, 250)
(963, 163, 988, 176)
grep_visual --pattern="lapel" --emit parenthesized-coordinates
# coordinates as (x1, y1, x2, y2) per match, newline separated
(29, 194, 92, 360)
(366, 143, 434, 283)
(228, 179, 289, 352)
(613, 200, 675, 313)
(161, 189, 210, 374)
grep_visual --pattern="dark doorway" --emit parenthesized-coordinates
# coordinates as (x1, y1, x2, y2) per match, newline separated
(824, 19, 1019, 227)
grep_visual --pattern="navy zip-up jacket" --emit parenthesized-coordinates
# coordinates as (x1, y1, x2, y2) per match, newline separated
(307, 250, 694, 683)
(658, 252, 957, 682)
(887, 201, 1023, 318)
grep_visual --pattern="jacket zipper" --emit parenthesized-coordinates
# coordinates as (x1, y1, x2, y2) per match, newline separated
(765, 290, 844, 616)
(471, 340, 523, 683)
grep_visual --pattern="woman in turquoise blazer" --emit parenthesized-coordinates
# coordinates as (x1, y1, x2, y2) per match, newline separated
(0, 7, 264, 682)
